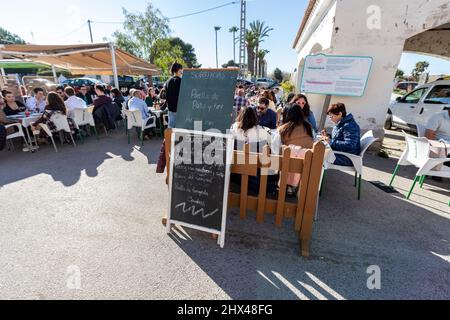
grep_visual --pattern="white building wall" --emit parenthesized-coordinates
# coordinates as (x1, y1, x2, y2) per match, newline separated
(293, 0, 450, 136)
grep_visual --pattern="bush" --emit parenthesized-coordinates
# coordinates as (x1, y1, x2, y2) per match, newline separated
(281, 81, 295, 94)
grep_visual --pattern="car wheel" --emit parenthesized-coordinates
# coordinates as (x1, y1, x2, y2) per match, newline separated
(384, 114, 393, 130)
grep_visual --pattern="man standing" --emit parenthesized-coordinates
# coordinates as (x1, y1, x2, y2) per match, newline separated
(26, 87, 46, 112)
(254, 98, 277, 130)
(165, 62, 183, 128)
(234, 88, 249, 114)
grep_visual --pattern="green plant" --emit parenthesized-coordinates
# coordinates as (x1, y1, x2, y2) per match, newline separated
(281, 81, 295, 94)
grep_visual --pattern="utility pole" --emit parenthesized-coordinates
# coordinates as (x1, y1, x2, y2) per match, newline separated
(238, 0, 247, 77)
(87, 20, 94, 43)
(214, 26, 221, 68)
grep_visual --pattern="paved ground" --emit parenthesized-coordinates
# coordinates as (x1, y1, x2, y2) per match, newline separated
(0, 128, 448, 300)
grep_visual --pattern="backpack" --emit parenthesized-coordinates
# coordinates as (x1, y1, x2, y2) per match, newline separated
(0, 125, 6, 151)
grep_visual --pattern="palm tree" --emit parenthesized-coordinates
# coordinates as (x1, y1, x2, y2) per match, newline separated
(249, 20, 273, 77)
(214, 26, 221, 68)
(229, 26, 239, 63)
(245, 30, 257, 76)
(257, 49, 269, 77)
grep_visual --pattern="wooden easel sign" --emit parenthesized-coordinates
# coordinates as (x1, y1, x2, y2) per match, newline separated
(167, 129, 234, 248)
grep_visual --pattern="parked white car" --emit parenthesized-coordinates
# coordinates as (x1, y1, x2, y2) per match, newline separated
(255, 78, 276, 89)
(385, 79, 450, 132)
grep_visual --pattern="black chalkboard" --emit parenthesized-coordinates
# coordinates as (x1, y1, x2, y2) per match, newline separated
(168, 130, 233, 240)
(175, 69, 239, 134)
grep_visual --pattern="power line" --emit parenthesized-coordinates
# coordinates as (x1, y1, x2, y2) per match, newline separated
(47, 22, 88, 41)
(89, 1, 240, 25)
(168, 1, 239, 20)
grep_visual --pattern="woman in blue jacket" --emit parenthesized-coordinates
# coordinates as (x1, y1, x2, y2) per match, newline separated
(321, 103, 361, 166)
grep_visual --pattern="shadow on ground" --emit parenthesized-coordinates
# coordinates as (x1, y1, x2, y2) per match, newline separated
(167, 169, 450, 300)
(0, 130, 163, 188)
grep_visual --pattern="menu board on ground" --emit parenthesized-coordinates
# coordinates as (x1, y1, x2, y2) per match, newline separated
(300, 54, 373, 97)
(175, 68, 239, 134)
(167, 129, 234, 248)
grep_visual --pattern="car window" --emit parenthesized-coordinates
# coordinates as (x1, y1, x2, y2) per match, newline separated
(423, 85, 450, 104)
(401, 88, 429, 104)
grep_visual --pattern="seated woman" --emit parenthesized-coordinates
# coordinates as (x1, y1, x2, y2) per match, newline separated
(261, 90, 277, 112)
(272, 104, 314, 153)
(31, 92, 75, 143)
(289, 94, 317, 133)
(111, 88, 125, 107)
(230, 107, 276, 195)
(2, 90, 26, 116)
(272, 104, 314, 195)
(321, 103, 361, 166)
(145, 88, 158, 107)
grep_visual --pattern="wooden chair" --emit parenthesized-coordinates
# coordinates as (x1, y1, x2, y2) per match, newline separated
(164, 129, 325, 257)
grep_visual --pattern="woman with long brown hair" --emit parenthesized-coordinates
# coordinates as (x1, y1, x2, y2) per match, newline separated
(289, 94, 317, 132)
(32, 92, 75, 143)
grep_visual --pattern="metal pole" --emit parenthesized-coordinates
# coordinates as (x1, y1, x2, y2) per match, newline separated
(215, 29, 219, 68)
(88, 20, 94, 43)
(109, 43, 119, 88)
(51, 65, 58, 84)
(318, 95, 332, 131)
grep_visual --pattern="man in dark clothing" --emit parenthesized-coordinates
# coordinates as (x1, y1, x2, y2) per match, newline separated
(254, 98, 277, 130)
(165, 62, 183, 128)
(76, 85, 93, 105)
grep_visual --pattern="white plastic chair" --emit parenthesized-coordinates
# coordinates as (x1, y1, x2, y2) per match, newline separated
(389, 132, 450, 200)
(35, 123, 58, 152)
(125, 109, 156, 145)
(324, 130, 379, 200)
(416, 124, 427, 138)
(51, 113, 77, 148)
(72, 108, 98, 142)
(4, 123, 29, 151)
(163, 114, 169, 128)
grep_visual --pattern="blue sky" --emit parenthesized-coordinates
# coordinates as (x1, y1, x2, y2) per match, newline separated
(1, 0, 449, 75)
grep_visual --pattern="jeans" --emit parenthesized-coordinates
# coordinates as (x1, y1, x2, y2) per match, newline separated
(168, 111, 177, 129)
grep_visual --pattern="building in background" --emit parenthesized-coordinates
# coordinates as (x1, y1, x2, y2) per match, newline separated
(292, 0, 450, 137)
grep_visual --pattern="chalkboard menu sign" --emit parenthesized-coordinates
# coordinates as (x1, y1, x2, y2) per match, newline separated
(175, 68, 239, 134)
(167, 129, 234, 247)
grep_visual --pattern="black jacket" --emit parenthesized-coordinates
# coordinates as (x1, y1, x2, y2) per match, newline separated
(165, 76, 182, 113)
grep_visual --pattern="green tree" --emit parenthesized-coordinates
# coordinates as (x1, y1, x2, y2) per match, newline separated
(245, 31, 257, 76)
(257, 49, 269, 77)
(411, 61, 429, 81)
(395, 69, 405, 80)
(166, 37, 201, 68)
(222, 60, 238, 68)
(229, 26, 239, 63)
(0, 27, 25, 44)
(112, 3, 170, 62)
(152, 38, 184, 75)
(249, 20, 273, 77)
(272, 68, 283, 83)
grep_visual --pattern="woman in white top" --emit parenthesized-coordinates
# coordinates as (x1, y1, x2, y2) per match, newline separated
(230, 107, 276, 195)
(231, 107, 271, 153)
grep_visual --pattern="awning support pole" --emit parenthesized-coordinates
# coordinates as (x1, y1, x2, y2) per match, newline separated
(52, 65, 58, 84)
(110, 42, 119, 88)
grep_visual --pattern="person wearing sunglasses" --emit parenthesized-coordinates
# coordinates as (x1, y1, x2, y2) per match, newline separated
(76, 85, 93, 105)
(56, 86, 67, 102)
(254, 97, 277, 130)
